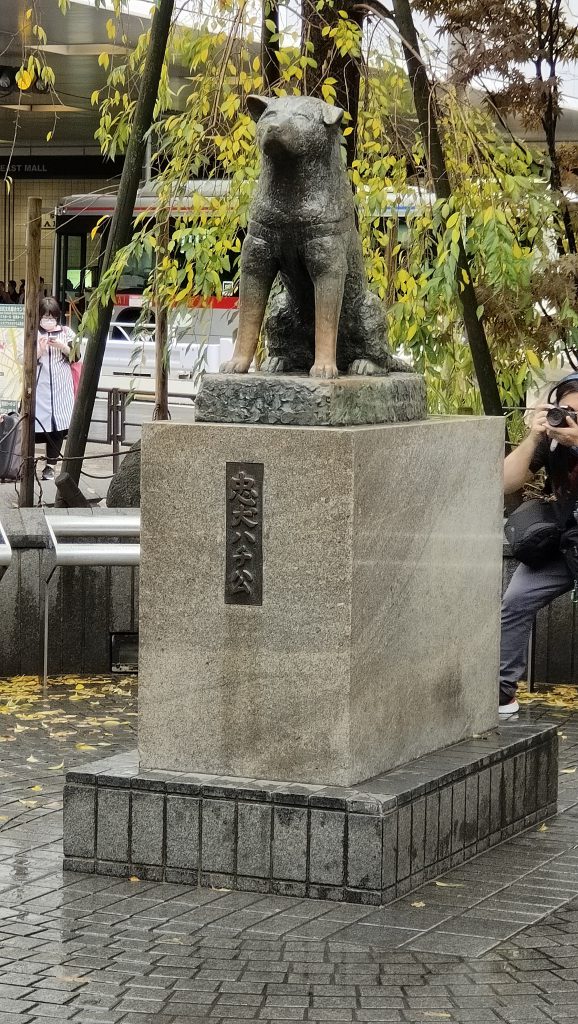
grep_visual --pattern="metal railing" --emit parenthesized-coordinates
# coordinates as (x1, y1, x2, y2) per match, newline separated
(0, 520, 12, 582)
(42, 514, 140, 690)
(89, 388, 139, 473)
(88, 382, 195, 472)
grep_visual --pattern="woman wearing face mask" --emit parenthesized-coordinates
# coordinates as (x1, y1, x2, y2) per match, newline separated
(36, 296, 78, 481)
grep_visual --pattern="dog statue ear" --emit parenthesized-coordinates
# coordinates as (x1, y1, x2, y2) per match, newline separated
(247, 95, 269, 122)
(322, 104, 344, 127)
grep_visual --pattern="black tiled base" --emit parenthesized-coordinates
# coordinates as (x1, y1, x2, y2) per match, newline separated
(63, 720, 558, 904)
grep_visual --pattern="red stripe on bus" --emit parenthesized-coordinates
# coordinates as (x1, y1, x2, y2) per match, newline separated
(189, 296, 238, 309)
(113, 294, 239, 309)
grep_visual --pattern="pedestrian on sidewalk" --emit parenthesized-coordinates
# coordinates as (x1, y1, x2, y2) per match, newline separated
(35, 296, 78, 482)
(501, 374, 578, 715)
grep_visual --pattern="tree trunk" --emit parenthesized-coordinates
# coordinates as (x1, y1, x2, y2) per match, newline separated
(543, 103, 577, 256)
(302, 0, 363, 166)
(19, 197, 42, 508)
(391, 0, 504, 419)
(261, 0, 279, 92)
(59, 0, 175, 490)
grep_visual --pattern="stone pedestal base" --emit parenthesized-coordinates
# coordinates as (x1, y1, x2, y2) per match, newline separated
(138, 416, 504, 786)
(63, 721, 558, 904)
(195, 371, 427, 426)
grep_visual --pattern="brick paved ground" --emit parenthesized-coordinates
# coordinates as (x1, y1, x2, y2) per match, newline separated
(0, 676, 576, 1022)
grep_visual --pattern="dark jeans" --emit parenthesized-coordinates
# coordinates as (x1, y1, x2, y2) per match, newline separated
(35, 429, 67, 467)
(500, 557, 573, 701)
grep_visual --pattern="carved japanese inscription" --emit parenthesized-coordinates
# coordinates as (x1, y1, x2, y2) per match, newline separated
(225, 462, 264, 605)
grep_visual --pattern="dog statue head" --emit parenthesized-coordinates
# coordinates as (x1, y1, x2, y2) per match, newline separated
(247, 94, 344, 160)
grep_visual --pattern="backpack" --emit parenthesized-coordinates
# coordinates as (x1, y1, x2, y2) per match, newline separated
(504, 498, 561, 568)
(0, 412, 22, 482)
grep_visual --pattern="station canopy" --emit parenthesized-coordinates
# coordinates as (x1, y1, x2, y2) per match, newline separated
(2, 0, 578, 160)
(0, 0, 188, 153)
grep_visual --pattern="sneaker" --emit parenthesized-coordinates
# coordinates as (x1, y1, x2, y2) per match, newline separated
(499, 698, 520, 716)
(41, 466, 55, 481)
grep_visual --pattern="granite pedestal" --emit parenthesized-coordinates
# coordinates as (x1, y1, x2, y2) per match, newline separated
(137, 415, 505, 786)
(62, 406, 560, 901)
(63, 720, 558, 902)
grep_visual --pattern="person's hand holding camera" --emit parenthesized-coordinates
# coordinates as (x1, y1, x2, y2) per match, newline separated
(546, 406, 578, 448)
(529, 404, 550, 441)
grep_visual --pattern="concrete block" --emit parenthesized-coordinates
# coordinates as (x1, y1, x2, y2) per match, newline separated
(272, 805, 308, 882)
(347, 813, 381, 890)
(139, 417, 504, 786)
(130, 791, 164, 866)
(464, 775, 478, 847)
(309, 809, 345, 886)
(477, 769, 490, 840)
(96, 787, 130, 862)
(63, 784, 96, 859)
(396, 803, 411, 882)
(424, 791, 439, 868)
(513, 753, 526, 822)
(490, 764, 502, 835)
(201, 799, 235, 874)
(382, 810, 398, 889)
(166, 795, 199, 870)
(525, 746, 538, 815)
(452, 780, 465, 853)
(438, 786, 452, 860)
(411, 798, 425, 875)
(237, 802, 271, 879)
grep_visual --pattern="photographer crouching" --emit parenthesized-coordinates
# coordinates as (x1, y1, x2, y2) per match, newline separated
(501, 373, 578, 715)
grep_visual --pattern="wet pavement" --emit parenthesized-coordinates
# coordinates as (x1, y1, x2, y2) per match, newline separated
(0, 676, 576, 1023)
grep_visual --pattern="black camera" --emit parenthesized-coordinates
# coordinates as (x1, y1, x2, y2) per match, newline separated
(547, 405, 578, 428)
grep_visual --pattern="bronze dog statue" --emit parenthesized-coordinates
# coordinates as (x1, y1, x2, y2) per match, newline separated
(221, 94, 408, 379)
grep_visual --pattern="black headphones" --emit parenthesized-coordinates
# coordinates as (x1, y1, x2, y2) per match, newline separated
(547, 372, 578, 405)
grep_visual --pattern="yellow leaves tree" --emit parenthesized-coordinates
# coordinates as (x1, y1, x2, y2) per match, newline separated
(27, 0, 574, 430)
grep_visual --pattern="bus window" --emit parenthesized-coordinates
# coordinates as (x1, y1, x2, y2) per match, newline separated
(117, 247, 154, 293)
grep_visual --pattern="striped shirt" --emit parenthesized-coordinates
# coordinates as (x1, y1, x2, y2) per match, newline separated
(35, 326, 76, 433)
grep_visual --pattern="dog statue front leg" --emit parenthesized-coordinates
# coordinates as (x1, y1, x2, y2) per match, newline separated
(221, 236, 277, 374)
(311, 270, 345, 379)
(303, 238, 346, 379)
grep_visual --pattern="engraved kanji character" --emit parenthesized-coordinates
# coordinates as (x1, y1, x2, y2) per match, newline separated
(230, 470, 258, 509)
(229, 567, 254, 594)
(233, 544, 253, 567)
(231, 507, 258, 529)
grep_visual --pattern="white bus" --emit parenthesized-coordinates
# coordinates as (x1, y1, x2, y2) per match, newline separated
(53, 180, 239, 378)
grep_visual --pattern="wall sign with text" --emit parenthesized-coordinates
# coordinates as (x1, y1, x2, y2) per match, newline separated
(225, 462, 264, 606)
(0, 305, 24, 413)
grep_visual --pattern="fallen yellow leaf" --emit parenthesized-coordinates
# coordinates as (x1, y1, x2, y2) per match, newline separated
(26, 755, 39, 764)
(75, 744, 97, 752)
(18, 799, 37, 808)
(435, 881, 463, 888)
(0, 815, 9, 821)
(561, 767, 576, 774)
(48, 762, 64, 770)
(129, 876, 140, 882)
(411, 901, 426, 908)
(30, 786, 43, 792)
(538, 823, 549, 832)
